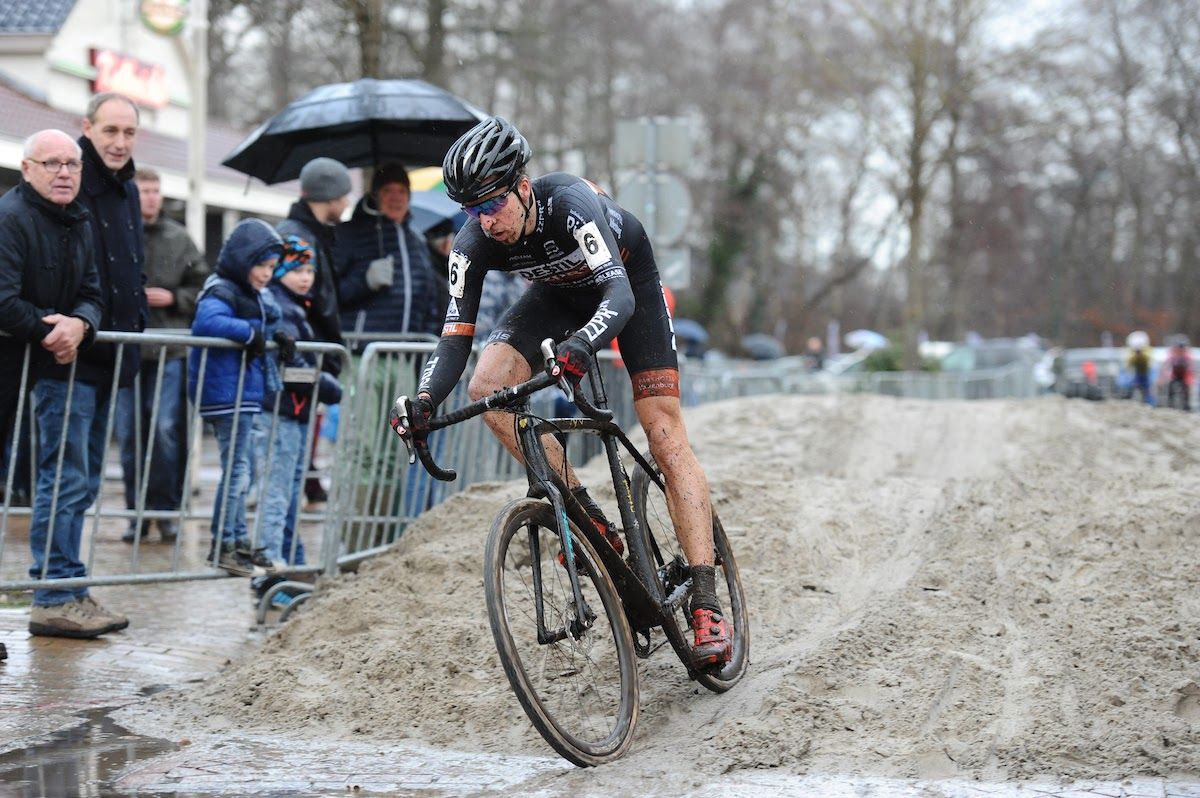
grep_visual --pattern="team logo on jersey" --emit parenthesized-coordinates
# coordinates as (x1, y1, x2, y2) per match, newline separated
(579, 300, 620, 343)
(565, 210, 587, 236)
(446, 298, 459, 319)
(447, 251, 470, 299)
(544, 241, 564, 259)
(574, 220, 613, 270)
(607, 208, 624, 238)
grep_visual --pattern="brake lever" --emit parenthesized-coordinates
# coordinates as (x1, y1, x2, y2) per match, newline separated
(541, 338, 575, 403)
(388, 394, 417, 464)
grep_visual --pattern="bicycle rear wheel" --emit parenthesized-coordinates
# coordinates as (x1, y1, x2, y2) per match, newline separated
(630, 453, 749, 692)
(484, 498, 639, 766)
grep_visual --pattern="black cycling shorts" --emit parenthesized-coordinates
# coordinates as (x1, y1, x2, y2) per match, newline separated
(485, 247, 680, 399)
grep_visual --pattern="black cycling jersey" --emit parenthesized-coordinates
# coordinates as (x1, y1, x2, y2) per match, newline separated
(418, 172, 678, 406)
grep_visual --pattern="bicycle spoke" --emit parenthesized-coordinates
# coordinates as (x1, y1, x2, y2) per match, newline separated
(494, 514, 629, 752)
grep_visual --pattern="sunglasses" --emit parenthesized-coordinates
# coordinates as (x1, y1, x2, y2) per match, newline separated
(462, 186, 514, 219)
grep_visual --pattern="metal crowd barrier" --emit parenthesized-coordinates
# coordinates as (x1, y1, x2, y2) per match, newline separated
(0, 331, 352, 592)
(0, 328, 1041, 598)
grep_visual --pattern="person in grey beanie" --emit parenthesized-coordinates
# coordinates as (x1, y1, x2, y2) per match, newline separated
(274, 157, 352, 505)
(276, 157, 350, 373)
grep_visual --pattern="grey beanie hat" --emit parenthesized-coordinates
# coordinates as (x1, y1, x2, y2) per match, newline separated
(299, 157, 352, 201)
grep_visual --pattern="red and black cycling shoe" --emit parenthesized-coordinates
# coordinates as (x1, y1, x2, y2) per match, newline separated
(558, 519, 625, 569)
(690, 608, 732, 669)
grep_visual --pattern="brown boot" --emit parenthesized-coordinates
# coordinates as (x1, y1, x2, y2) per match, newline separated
(29, 598, 120, 639)
(79, 595, 129, 631)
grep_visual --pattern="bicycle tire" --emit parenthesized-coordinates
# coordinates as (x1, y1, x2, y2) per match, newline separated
(630, 453, 749, 693)
(484, 498, 640, 766)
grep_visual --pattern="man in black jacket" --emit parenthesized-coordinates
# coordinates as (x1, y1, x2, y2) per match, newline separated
(75, 92, 149, 549)
(0, 129, 112, 638)
(118, 166, 209, 543)
(276, 156, 348, 363)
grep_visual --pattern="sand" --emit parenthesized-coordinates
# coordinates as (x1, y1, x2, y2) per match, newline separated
(117, 394, 1200, 786)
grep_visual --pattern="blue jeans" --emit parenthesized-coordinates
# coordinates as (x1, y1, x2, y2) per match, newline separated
(257, 415, 308, 564)
(209, 412, 258, 547)
(116, 358, 185, 512)
(28, 378, 106, 606)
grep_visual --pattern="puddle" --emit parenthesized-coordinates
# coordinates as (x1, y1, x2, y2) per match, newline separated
(0, 706, 182, 798)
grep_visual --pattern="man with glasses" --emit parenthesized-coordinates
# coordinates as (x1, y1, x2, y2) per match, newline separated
(0, 129, 111, 637)
(398, 117, 732, 669)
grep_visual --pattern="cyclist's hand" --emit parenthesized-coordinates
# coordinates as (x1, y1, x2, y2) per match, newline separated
(390, 395, 435, 439)
(554, 335, 591, 389)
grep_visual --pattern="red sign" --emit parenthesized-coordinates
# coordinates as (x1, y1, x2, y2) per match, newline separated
(90, 48, 168, 109)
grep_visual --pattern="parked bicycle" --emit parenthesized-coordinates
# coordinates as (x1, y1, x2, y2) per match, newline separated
(390, 339, 749, 766)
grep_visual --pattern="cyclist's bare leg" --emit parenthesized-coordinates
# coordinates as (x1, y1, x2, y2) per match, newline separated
(633, 394, 714, 568)
(469, 341, 582, 488)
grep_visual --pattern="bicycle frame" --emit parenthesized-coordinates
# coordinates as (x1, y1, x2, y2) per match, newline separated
(515, 407, 673, 637)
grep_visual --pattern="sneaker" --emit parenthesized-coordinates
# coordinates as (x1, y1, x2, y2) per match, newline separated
(122, 519, 150, 544)
(29, 599, 119, 638)
(690, 608, 732, 669)
(214, 543, 264, 578)
(305, 480, 328, 504)
(156, 519, 180, 543)
(238, 546, 277, 573)
(78, 595, 129, 631)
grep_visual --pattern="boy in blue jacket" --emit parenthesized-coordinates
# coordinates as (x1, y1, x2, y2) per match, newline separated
(254, 237, 342, 594)
(189, 219, 293, 577)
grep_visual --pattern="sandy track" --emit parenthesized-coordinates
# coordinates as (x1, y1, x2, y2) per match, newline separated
(120, 394, 1200, 786)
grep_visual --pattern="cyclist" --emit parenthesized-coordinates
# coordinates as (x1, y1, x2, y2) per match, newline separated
(1161, 339, 1193, 410)
(393, 116, 731, 667)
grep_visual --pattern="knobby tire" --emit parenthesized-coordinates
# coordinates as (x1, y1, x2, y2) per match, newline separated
(483, 498, 639, 766)
(630, 452, 749, 692)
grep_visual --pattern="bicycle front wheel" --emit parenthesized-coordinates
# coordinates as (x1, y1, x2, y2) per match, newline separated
(631, 453, 749, 693)
(484, 498, 639, 766)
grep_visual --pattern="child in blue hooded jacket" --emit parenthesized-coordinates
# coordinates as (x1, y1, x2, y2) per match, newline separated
(253, 236, 342, 596)
(188, 219, 294, 577)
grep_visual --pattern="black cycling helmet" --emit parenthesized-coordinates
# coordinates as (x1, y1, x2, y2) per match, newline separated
(442, 116, 532, 205)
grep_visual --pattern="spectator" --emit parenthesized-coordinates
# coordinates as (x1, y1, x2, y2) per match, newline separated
(333, 163, 443, 344)
(75, 92, 147, 417)
(1160, 340, 1193, 410)
(1126, 335, 1153, 405)
(276, 156, 348, 367)
(424, 217, 456, 321)
(804, 336, 825, 372)
(276, 156, 351, 505)
(74, 92, 149, 534)
(0, 129, 108, 637)
(118, 166, 209, 544)
(253, 237, 342, 601)
(188, 219, 287, 578)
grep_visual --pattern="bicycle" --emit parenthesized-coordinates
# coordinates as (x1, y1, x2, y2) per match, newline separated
(390, 340, 748, 766)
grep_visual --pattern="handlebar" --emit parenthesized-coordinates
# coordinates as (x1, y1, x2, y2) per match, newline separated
(389, 338, 612, 481)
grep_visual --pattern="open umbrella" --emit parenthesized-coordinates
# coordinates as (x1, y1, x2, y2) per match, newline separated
(410, 189, 466, 234)
(845, 329, 889, 350)
(222, 79, 488, 184)
(673, 318, 709, 345)
(740, 334, 786, 360)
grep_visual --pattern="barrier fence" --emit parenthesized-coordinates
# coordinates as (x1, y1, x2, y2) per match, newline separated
(0, 331, 1039, 597)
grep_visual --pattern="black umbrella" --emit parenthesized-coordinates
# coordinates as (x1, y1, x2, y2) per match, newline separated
(740, 334, 786, 361)
(222, 78, 488, 184)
